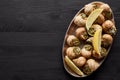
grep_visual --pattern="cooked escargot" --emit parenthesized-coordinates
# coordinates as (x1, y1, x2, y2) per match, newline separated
(100, 3, 112, 19)
(66, 35, 80, 46)
(75, 27, 88, 40)
(100, 4, 112, 19)
(88, 24, 102, 36)
(74, 13, 87, 26)
(86, 37, 93, 44)
(81, 44, 92, 58)
(92, 47, 107, 59)
(84, 4, 95, 15)
(66, 47, 81, 59)
(73, 56, 86, 67)
(95, 14, 105, 24)
(82, 59, 100, 74)
(102, 34, 113, 47)
(102, 20, 116, 35)
(100, 4, 110, 12)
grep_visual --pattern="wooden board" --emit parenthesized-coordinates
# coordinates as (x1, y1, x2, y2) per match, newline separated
(0, 0, 119, 80)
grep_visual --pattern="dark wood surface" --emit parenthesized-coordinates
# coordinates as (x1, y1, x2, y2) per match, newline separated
(0, 0, 119, 80)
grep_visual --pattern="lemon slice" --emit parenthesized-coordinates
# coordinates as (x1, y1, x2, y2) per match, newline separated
(64, 56, 84, 76)
(86, 9, 103, 36)
(93, 29, 102, 56)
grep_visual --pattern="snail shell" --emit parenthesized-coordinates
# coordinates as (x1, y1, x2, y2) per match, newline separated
(66, 35, 80, 46)
(73, 57, 86, 67)
(66, 47, 81, 59)
(75, 27, 88, 40)
(81, 44, 92, 58)
(87, 59, 100, 72)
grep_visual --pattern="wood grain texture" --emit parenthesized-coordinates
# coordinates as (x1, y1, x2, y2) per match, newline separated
(0, 0, 119, 80)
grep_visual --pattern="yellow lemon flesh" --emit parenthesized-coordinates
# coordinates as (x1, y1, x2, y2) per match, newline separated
(93, 29, 102, 56)
(86, 9, 103, 36)
(64, 56, 84, 76)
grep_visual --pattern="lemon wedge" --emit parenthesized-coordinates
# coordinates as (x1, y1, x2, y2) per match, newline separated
(93, 29, 102, 56)
(64, 56, 84, 76)
(86, 9, 103, 36)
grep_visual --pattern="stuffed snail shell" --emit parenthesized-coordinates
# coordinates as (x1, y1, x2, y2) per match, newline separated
(88, 24, 102, 36)
(66, 47, 81, 59)
(66, 35, 80, 46)
(74, 13, 87, 27)
(102, 34, 113, 47)
(102, 20, 116, 35)
(81, 44, 92, 58)
(82, 59, 100, 74)
(92, 47, 107, 59)
(73, 56, 86, 67)
(75, 27, 88, 40)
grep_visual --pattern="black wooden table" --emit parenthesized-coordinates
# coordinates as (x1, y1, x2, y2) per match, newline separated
(0, 0, 119, 80)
